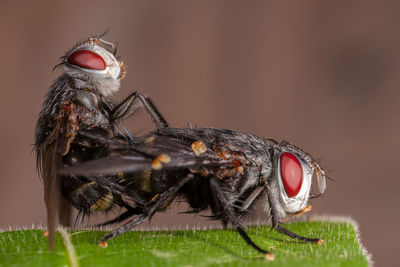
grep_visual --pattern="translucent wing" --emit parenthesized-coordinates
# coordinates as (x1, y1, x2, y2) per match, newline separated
(36, 123, 66, 249)
(35, 105, 79, 249)
(60, 130, 234, 177)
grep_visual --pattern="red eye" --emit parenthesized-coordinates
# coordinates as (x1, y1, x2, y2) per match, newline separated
(280, 152, 303, 197)
(67, 50, 106, 70)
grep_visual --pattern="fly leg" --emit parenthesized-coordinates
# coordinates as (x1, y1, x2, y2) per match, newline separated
(209, 178, 273, 258)
(112, 91, 168, 129)
(95, 206, 143, 227)
(237, 185, 265, 212)
(99, 174, 193, 243)
(265, 183, 322, 244)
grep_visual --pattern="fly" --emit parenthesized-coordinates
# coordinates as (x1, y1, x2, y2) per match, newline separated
(34, 36, 167, 248)
(60, 99, 327, 260)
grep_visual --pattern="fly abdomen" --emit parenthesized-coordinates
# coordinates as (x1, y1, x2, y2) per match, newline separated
(90, 191, 114, 212)
(64, 180, 114, 213)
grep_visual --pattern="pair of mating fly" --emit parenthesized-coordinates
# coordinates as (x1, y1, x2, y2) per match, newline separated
(34, 36, 326, 259)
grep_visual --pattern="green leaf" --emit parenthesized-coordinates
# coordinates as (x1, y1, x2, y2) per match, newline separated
(0, 221, 369, 267)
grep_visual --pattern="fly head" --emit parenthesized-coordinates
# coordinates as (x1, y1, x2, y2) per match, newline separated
(62, 37, 125, 97)
(268, 142, 326, 217)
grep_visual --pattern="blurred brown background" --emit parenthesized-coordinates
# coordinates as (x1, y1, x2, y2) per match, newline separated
(0, 1, 399, 265)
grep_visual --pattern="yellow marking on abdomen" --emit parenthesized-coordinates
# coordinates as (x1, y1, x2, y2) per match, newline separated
(90, 192, 114, 211)
(71, 181, 96, 195)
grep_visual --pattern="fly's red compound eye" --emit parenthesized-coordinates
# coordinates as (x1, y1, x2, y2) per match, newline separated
(280, 152, 303, 197)
(67, 50, 106, 70)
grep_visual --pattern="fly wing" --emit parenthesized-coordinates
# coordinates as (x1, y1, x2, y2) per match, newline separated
(59, 154, 232, 176)
(36, 123, 63, 250)
(59, 154, 152, 176)
(36, 105, 78, 249)
(60, 131, 234, 177)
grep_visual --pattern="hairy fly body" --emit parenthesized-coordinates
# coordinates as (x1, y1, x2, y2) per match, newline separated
(34, 36, 167, 248)
(62, 115, 327, 258)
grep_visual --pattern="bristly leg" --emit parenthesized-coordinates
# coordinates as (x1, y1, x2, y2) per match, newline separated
(100, 174, 194, 243)
(209, 178, 272, 256)
(265, 183, 322, 243)
(111, 91, 168, 130)
(276, 225, 321, 243)
(95, 206, 143, 227)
